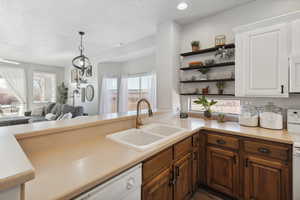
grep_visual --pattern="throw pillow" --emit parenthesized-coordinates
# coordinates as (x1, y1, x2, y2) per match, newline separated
(58, 112, 73, 120)
(44, 103, 56, 115)
(45, 113, 57, 121)
(51, 103, 62, 115)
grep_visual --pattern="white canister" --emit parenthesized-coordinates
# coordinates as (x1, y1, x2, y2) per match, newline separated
(259, 102, 283, 130)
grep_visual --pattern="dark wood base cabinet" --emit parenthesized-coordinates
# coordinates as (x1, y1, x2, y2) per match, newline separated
(142, 131, 293, 200)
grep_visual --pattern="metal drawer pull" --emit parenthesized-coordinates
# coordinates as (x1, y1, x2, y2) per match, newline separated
(258, 147, 270, 154)
(216, 139, 226, 145)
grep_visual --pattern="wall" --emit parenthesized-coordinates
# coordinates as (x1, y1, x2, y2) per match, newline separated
(156, 21, 181, 111)
(121, 54, 155, 75)
(65, 65, 99, 116)
(179, 0, 300, 113)
(0, 61, 65, 110)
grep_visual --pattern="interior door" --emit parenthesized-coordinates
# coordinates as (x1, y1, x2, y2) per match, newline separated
(243, 23, 288, 97)
(244, 155, 287, 200)
(174, 153, 193, 200)
(206, 146, 239, 197)
(142, 168, 173, 200)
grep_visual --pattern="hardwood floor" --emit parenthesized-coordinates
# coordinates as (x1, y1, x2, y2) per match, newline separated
(191, 189, 224, 200)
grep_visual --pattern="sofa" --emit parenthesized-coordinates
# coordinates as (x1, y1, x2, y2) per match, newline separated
(29, 103, 84, 123)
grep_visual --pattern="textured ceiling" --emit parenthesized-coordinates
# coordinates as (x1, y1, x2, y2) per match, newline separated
(0, 0, 252, 66)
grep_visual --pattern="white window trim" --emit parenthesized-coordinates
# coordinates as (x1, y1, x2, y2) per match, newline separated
(32, 71, 57, 104)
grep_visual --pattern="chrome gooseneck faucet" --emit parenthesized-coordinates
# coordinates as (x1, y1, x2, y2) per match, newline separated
(136, 98, 153, 129)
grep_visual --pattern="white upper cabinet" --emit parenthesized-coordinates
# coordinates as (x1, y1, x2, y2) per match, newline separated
(292, 19, 300, 55)
(235, 23, 289, 97)
(290, 19, 300, 93)
(290, 56, 300, 93)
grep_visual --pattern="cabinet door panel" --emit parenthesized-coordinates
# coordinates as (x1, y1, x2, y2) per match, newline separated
(192, 150, 199, 192)
(242, 24, 288, 97)
(174, 153, 193, 200)
(207, 146, 239, 197)
(244, 156, 287, 200)
(142, 168, 173, 200)
(290, 56, 300, 92)
(292, 19, 300, 55)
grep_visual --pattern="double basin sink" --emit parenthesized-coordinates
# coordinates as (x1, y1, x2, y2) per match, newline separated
(106, 124, 188, 151)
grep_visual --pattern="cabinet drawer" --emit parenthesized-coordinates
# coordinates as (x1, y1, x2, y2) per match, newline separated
(143, 147, 173, 182)
(207, 134, 239, 150)
(244, 141, 289, 161)
(174, 137, 192, 160)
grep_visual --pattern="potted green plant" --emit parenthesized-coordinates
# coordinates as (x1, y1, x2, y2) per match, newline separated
(191, 41, 200, 51)
(216, 81, 226, 94)
(193, 96, 217, 118)
(217, 113, 226, 123)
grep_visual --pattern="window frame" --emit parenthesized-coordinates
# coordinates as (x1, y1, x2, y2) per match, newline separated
(127, 73, 153, 111)
(32, 71, 57, 104)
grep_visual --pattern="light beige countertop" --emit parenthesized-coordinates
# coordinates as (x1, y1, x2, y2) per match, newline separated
(0, 132, 34, 191)
(0, 112, 295, 200)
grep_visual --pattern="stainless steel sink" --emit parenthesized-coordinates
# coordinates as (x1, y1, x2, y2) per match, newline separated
(106, 124, 187, 151)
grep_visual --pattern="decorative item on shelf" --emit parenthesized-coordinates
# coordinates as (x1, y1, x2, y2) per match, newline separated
(202, 86, 209, 95)
(193, 96, 217, 118)
(198, 68, 210, 80)
(86, 84, 95, 102)
(217, 113, 226, 123)
(215, 35, 226, 46)
(216, 81, 226, 94)
(191, 41, 200, 51)
(204, 59, 215, 66)
(57, 82, 69, 104)
(189, 61, 203, 68)
(215, 47, 235, 62)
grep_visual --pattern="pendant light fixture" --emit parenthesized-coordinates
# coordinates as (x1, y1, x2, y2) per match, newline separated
(72, 31, 92, 77)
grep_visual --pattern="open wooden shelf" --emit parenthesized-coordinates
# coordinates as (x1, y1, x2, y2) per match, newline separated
(180, 43, 235, 57)
(180, 93, 235, 96)
(180, 62, 235, 71)
(180, 78, 235, 83)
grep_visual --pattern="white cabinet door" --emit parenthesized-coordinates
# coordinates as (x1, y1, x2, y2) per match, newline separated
(236, 23, 289, 97)
(292, 19, 300, 55)
(290, 56, 300, 93)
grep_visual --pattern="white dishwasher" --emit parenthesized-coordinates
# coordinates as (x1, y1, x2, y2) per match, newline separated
(74, 164, 142, 200)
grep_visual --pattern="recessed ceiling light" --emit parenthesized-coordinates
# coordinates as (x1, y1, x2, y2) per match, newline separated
(0, 58, 19, 65)
(177, 2, 188, 10)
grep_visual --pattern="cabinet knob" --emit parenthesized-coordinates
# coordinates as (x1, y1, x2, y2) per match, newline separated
(281, 85, 284, 94)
